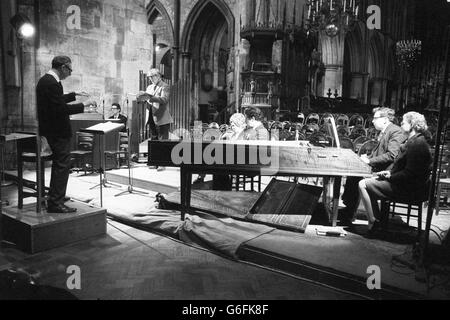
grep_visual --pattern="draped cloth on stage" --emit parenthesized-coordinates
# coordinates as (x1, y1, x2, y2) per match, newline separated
(106, 190, 275, 260)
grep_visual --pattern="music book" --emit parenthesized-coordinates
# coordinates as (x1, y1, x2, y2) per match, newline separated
(80, 121, 125, 134)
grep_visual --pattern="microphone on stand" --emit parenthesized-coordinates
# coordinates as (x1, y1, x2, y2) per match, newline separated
(102, 99, 105, 120)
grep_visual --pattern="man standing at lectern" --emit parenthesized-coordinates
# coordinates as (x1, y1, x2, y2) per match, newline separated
(37, 56, 96, 214)
(138, 68, 173, 171)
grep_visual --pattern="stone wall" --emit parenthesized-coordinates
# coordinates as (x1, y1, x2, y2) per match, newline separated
(18, 0, 153, 128)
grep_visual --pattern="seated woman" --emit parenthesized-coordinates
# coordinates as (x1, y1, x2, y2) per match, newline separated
(243, 107, 269, 140)
(358, 111, 432, 235)
(220, 113, 247, 141)
(193, 113, 247, 184)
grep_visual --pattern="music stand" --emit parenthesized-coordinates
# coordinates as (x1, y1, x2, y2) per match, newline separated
(115, 129, 148, 197)
(80, 122, 125, 207)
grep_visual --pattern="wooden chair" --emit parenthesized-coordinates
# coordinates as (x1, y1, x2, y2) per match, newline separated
(336, 114, 350, 127)
(104, 131, 129, 169)
(320, 113, 334, 126)
(380, 195, 428, 241)
(306, 113, 320, 125)
(338, 136, 355, 150)
(337, 125, 350, 137)
(296, 113, 305, 126)
(349, 125, 367, 140)
(70, 132, 94, 175)
(353, 136, 371, 154)
(366, 127, 379, 140)
(17, 135, 53, 209)
(349, 114, 365, 127)
(357, 139, 378, 156)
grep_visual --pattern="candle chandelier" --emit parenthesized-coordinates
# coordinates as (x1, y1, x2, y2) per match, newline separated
(396, 39, 422, 68)
(306, 0, 360, 37)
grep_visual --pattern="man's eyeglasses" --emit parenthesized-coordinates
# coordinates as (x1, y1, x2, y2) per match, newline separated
(63, 64, 72, 73)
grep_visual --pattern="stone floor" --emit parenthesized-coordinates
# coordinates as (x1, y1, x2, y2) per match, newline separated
(1, 165, 450, 300)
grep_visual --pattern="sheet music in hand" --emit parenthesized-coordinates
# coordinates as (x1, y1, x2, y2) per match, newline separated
(80, 121, 125, 134)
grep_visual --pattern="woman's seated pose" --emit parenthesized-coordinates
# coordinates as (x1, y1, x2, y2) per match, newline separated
(358, 111, 432, 235)
(220, 113, 247, 141)
(194, 113, 247, 184)
(243, 107, 270, 141)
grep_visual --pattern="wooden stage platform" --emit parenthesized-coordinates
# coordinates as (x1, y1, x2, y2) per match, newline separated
(1, 201, 106, 254)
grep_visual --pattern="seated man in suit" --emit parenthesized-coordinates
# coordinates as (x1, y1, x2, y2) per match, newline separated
(109, 103, 127, 132)
(340, 107, 407, 224)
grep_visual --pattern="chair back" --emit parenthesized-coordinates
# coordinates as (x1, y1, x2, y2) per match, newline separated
(76, 132, 94, 151)
(118, 132, 129, 151)
(364, 115, 374, 129)
(366, 127, 379, 139)
(308, 132, 333, 147)
(336, 125, 349, 137)
(296, 113, 305, 125)
(336, 114, 350, 127)
(15, 132, 53, 159)
(338, 136, 355, 150)
(349, 114, 365, 127)
(306, 113, 320, 125)
(353, 136, 371, 154)
(349, 125, 367, 140)
(320, 113, 334, 125)
(358, 139, 378, 156)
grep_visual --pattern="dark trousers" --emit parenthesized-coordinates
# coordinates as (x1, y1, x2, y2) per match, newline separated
(147, 116, 170, 140)
(147, 113, 158, 139)
(46, 136, 71, 207)
(341, 176, 363, 213)
(157, 124, 170, 140)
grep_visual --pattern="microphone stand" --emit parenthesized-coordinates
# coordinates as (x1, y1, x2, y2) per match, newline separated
(115, 128, 147, 197)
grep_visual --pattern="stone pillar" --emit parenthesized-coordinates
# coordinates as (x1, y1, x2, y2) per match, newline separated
(323, 64, 344, 97)
(255, 0, 268, 26)
(173, 0, 180, 82)
(319, 30, 345, 97)
(181, 52, 191, 79)
(350, 72, 367, 101)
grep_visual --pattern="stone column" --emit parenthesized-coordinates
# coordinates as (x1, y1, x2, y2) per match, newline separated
(323, 64, 344, 97)
(255, 0, 268, 26)
(350, 72, 368, 102)
(181, 52, 191, 79)
(319, 30, 345, 97)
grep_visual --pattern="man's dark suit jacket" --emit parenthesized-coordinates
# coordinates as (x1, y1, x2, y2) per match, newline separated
(36, 74, 84, 138)
(369, 123, 407, 172)
(109, 114, 128, 132)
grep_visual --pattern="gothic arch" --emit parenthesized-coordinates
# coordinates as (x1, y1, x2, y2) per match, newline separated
(368, 32, 385, 80)
(146, 0, 174, 39)
(180, 0, 235, 53)
(344, 23, 364, 73)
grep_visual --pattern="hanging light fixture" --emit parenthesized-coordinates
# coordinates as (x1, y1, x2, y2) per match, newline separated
(395, 39, 422, 68)
(306, 0, 360, 37)
(10, 13, 35, 39)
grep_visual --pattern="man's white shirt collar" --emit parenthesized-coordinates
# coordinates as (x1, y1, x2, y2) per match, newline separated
(47, 70, 60, 83)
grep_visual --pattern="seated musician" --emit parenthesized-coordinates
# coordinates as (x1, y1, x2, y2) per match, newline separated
(358, 112, 432, 236)
(109, 103, 127, 132)
(340, 107, 406, 224)
(221, 113, 247, 141)
(243, 107, 269, 140)
(194, 113, 247, 184)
